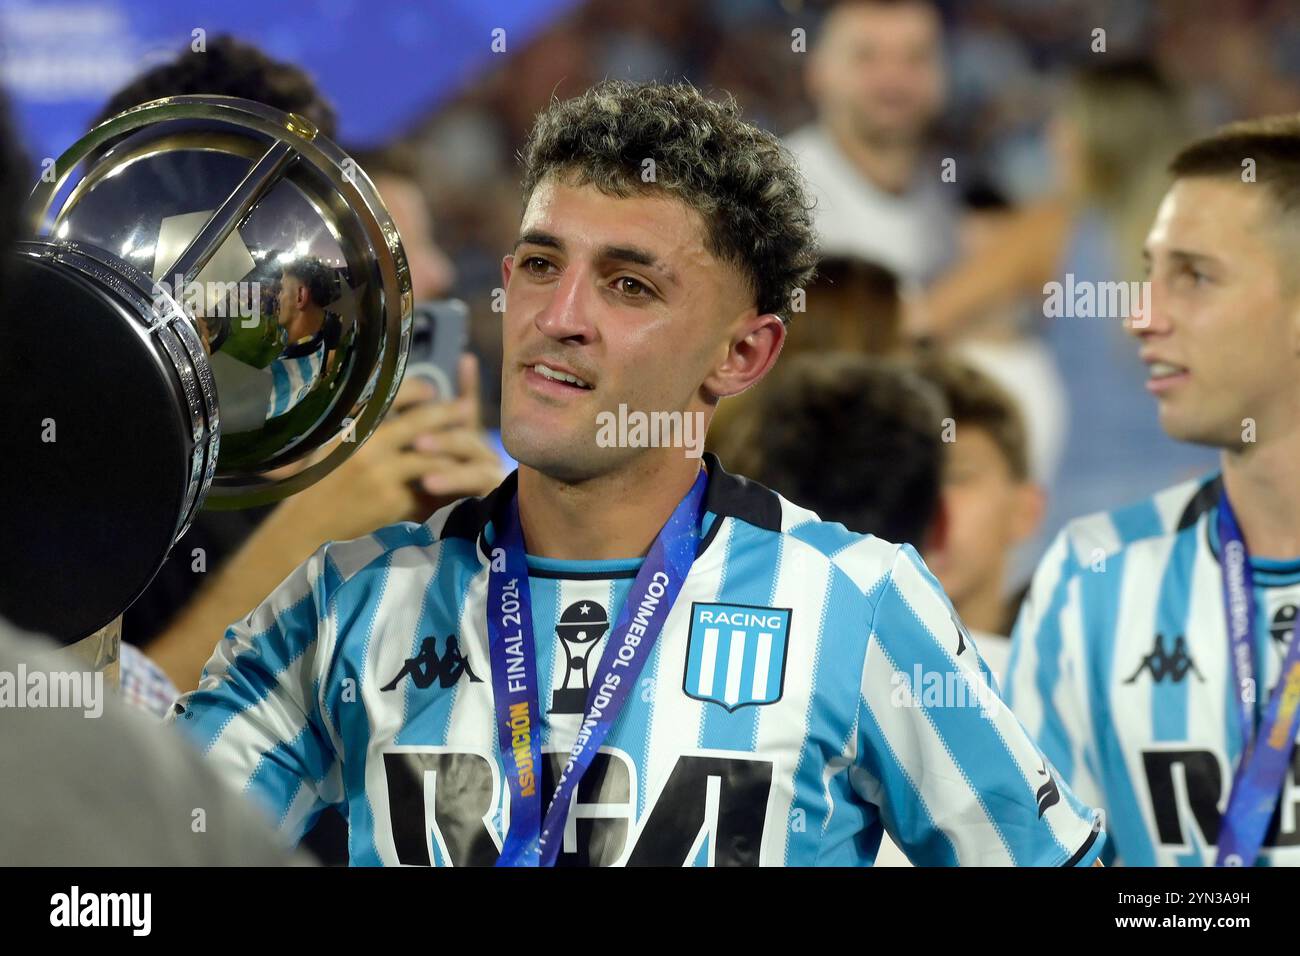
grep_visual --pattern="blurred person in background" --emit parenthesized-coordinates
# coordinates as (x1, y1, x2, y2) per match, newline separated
(917, 353, 1043, 674)
(786, 0, 1067, 498)
(785, 254, 908, 355)
(921, 182, 1069, 490)
(346, 142, 457, 302)
(786, 0, 958, 285)
(707, 254, 908, 452)
(923, 61, 1217, 543)
(100, 37, 503, 701)
(722, 351, 947, 550)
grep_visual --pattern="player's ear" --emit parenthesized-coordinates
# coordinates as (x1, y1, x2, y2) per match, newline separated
(501, 253, 515, 289)
(702, 312, 786, 400)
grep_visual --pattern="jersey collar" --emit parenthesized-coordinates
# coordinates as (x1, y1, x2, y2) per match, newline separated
(1194, 472, 1300, 587)
(440, 452, 784, 566)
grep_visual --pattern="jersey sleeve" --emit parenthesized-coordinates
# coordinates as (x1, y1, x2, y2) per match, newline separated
(1005, 529, 1108, 848)
(852, 544, 1104, 866)
(165, 542, 344, 845)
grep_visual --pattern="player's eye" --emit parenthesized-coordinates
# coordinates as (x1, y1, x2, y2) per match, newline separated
(613, 275, 653, 299)
(522, 256, 556, 277)
(1176, 263, 1211, 287)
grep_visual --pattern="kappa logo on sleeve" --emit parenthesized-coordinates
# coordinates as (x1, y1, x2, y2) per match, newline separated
(683, 602, 791, 712)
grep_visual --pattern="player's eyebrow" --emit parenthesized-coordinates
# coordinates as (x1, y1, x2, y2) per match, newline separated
(1168, 249, 1222, 270)
(513, 230, 563, 252)
(513, 233, 680, 287)
(1142, 246, 1221, 268)
(596, 244, 680, 287)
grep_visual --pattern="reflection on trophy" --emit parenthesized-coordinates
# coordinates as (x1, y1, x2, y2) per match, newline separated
(0, 96, 412, 671)
(551, 601, 610, 715)
(266, 257, 346, 421)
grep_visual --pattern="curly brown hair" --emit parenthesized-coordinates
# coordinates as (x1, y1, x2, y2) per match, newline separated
(519, 80, 818, 321)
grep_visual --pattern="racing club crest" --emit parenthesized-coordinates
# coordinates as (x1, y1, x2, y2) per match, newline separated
(683, 602, 790, 711)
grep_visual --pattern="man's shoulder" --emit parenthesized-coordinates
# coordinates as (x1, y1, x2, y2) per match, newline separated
(781, 124, 843, 183)
(1050, 471, 1220, 575)
(706, 456, 900, 598)
(782, 123, 826, 155)
(316, 493, 497, 604)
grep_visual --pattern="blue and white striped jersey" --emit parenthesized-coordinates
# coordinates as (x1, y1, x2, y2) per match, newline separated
(170, 455, 1103, 866)
(266, 340, 325, 420)
(1007, 473, 1300, 866)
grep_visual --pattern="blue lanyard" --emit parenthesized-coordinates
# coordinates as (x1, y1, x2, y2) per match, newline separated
(1215, 490, 1300, 866)
(486, 468, 707, 866)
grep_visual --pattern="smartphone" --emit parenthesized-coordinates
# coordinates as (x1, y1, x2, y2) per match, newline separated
(405, 299, 469, 400)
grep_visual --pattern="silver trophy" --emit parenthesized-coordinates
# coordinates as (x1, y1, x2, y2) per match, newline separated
(0, 96, 412, 671)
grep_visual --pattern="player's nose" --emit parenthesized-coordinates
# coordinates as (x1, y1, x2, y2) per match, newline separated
(534, 266, 596, 343)
(1126, 274, 1172, 338)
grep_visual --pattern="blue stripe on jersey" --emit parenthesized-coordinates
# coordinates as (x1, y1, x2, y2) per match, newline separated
(373, 524, 421, 553)
(526, 554, 642, 576)
(391, 543, 464, 747)
(269, 359, 292, 417)
(1252, 557, 1300, 588)
(697, 523, 780, 752)
(788, 519, 858, 559)
(320, 552, 344, 607)
(184, 585, 319, 755)
(857, 699, 958, 865)
(818, 767, 874, 866)
(1018, 543, 1076, 781)
(1109, 496, 1163, 544)
(1005, 629, 1024, 709)
(1152, 528, 1198, 742)
(785, 562, 866, 865)
(329, 550, 397, 866)
(248, 724, 336, 839)
(524, 574, 562, 749)
(1079, 549, 1156, 866)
